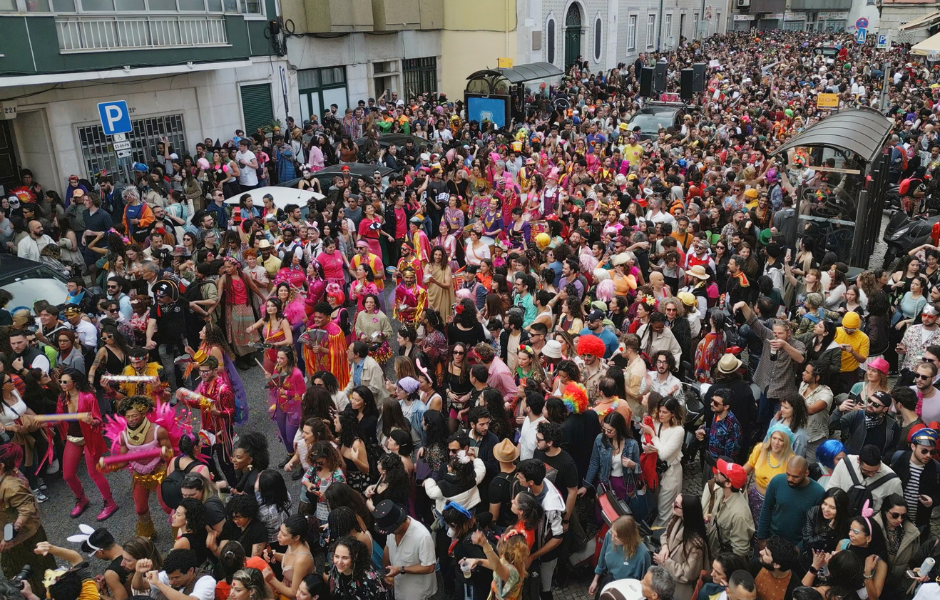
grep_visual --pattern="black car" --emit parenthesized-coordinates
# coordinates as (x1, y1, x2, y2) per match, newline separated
(354, 133, 428, 152)
(627, 103, 687, 140)
(0, 256, 69, 312)
(278, 163, 395, 191)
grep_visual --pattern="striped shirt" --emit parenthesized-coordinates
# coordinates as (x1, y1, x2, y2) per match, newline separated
(904, 461, 924, 522)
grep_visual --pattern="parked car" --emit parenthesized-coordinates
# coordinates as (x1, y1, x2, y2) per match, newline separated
(0, 256, 69, 313)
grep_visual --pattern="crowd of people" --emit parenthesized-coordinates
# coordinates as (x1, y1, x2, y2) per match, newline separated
(3, 26, 940, 600)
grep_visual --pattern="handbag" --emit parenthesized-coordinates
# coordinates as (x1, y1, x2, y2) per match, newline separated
(656, 458, 669, 475)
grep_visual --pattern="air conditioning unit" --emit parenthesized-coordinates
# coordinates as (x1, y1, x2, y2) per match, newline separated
(667, 36, 676, 48)
(736, 0, 750, 7)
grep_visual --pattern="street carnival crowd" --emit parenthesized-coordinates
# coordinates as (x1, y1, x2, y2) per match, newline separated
(5, 26, 940, 600)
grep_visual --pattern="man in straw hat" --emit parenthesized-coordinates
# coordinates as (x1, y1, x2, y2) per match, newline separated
(489, 438, 520, 529)
(703, 353, 758, 463)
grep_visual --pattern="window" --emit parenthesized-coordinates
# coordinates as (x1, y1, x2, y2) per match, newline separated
(716, 12, 721, 33)
(77, 114, 185, 180)
(627, 15, 637, 50)
(664, 13, 672, 45)
(298, 66, 347, 124)
(593, 17, 602, 62)
(693, 13, 699, 39)
(403, 57, 437, 97)
(647, 14, 656, 48)
(547, 18, 555, 63)
(372, 60, 400, 100)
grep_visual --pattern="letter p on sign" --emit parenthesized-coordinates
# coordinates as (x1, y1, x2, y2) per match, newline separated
(97, 101, 132, 136)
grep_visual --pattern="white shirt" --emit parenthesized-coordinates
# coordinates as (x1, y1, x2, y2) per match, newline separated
(17, 234, 54, 261)
(73, 318, 98, 350)
(387, 519, 438, 600)
(151, 572, 216, 600)
(235, 149, 259, 186)
(519, 414, 547, 461)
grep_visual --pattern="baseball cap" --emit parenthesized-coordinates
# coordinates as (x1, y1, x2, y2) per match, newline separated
(713, 458, 747, 489)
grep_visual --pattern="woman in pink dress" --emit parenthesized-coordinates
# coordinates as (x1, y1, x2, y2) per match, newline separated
(357, 203, 382, 259)
(217, 258, 263, 365)
(317, 236, 347, 287)
(432, 221, 459, 275)
(266, 347, 305, 453)
(350, 263, 380, 313)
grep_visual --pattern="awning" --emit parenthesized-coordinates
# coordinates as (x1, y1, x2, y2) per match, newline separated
(769, 108, 893, 163)
(0, 60, 253, 88)
(900, 9, 940, 31)
(466, 61, 564, 84)
(912, 30, 940, 55)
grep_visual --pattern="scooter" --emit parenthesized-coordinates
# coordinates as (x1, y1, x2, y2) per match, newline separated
(882, 209, 940, 270)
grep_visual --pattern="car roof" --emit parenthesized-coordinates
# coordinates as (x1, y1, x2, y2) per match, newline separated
(355, 134, 427, 148)
(276, 163, 394, 188)
(0, 256, 68, 282)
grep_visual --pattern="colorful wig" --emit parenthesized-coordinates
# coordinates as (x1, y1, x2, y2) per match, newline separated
(561, 382, 589, 415)
(576, 334, 607, 359)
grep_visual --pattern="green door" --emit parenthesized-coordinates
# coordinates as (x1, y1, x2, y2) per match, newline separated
(240, 84, 274, 137)
(565, 28, 581, 69)
(564, 3, 582, 69)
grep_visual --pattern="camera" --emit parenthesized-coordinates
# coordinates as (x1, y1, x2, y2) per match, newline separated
(11, 564, 32, 590)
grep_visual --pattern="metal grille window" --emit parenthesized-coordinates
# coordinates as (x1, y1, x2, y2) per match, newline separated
(547, 18, 556, 62)
(77, 114, 186, 180)
(403, 57, 437, 97)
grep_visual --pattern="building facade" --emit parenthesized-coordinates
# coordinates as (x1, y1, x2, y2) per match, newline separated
(0, 0, 289, 191)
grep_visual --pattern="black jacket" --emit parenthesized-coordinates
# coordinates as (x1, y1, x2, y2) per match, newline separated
(890, 452, 940, 530)
(830, 409, 900, 457)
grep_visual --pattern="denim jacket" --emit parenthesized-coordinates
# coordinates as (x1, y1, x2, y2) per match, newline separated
(585, 433, 641, 488)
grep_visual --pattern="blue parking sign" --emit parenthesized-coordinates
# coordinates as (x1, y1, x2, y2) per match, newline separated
(97, 101, 132, 135)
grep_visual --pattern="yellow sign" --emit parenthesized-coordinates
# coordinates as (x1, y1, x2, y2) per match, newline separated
(498, 57, 513, 68)
(817, 93, 839, 108)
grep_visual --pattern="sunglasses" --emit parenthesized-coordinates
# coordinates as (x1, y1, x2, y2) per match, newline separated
(888, 511, 906, 519)
(452, 350, 465, 355)
(916, 374, 933, 381)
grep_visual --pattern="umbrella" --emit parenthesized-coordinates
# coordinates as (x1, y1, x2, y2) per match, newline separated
(224, 186, 324, 210)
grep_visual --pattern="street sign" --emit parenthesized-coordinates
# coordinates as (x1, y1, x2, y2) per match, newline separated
(112, 133, 126, 142)
(877, 33, 890, 49)
(856, 17, 868, 29)
(112, 140, 131, 151)
(497, 57, 513, 68)
(116, 149, 132, 158)
(97, 100, 131, 135)
(817, 93, 839, 108)
(856, 27, 867, 44)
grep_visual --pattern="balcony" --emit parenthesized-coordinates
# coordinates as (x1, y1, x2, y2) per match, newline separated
(372, 0, 442, 30)
(302, 0, 374, 33)
(55, 14, 228, 51)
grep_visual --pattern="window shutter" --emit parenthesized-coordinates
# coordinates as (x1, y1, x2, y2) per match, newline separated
(240, 84, 274, 136)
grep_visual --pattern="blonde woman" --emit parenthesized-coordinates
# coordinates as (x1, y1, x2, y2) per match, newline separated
(464, 530, 528, 600)
(743, 424, 795, 529)
(589, 515, 652, 595)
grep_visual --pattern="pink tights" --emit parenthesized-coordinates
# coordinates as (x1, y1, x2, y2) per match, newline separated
(62, 441, 112, 502)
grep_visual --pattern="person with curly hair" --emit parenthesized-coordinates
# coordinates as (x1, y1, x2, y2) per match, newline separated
(329, 536, 387, 600)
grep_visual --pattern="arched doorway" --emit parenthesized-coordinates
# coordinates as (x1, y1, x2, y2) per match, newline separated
(564, 3, 582, 69)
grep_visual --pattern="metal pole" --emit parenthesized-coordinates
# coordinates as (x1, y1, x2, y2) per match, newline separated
(880, 59, 891, 113)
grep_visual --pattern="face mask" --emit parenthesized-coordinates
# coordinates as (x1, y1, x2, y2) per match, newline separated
(447, 527, 456, 539)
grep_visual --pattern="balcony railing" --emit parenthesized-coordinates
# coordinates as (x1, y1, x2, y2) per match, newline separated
(56, 14, 228, 51)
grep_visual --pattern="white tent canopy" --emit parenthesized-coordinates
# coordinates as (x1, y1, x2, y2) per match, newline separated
(224, 186, 324, 210)
(901, 10, 940, 31)
(912, 31, 940, 56)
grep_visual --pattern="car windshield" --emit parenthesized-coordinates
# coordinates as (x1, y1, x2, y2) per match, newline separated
(630, 112, 676, 133)
(1, 276, 67, 312)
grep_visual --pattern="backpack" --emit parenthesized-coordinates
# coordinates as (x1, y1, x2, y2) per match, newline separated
(161, 457, 205, 510)
(844, 458, 898, 516)
(894, 145, 909, 172)
(900, 177, 914, 195)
